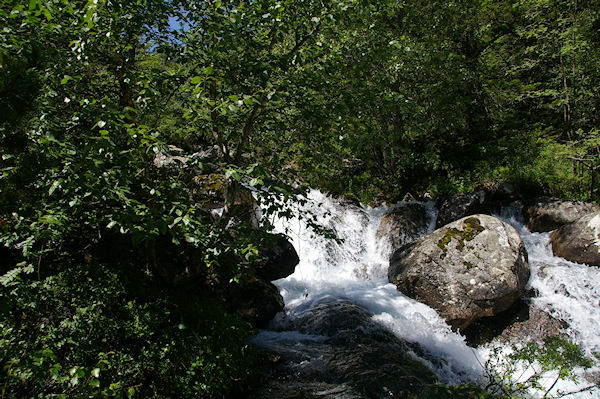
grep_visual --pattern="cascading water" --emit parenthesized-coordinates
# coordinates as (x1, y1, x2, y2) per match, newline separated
(495, 205, 600, 357)
(253, 190, 599, 397)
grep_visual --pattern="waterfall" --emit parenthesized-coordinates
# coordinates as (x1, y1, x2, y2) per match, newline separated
(253, 190, 600, 396)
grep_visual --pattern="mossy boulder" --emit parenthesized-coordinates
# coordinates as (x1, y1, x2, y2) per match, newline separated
(388, 215, 530, 331)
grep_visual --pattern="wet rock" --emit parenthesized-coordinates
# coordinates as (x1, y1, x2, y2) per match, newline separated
(252, 381, 365, 399)
(331, 198, 369, 228)
(389, 215, 530, 330)
(462, 298, 530, 346)
(376, 204, 429, 252)
(283, 299, 374, 336)
(252, 300, 438, 399)
(436, 190, 492, 228)
(226, 278, 284, 328)
(524, 197, 599, 232)
(218, 233, 298, 282)
(550, 212, 600, 266)
(496, 305, 566, 344)
(335, 194, 363, 209)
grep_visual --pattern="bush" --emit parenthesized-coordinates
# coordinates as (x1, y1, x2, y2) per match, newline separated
(0, 262, 257, 398)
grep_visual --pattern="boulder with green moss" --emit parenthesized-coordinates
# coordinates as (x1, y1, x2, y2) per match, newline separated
(388, 215, 530, 331)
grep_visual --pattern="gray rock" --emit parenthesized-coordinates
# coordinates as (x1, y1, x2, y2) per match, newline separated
(436, 190, 491, 228)
(497, 305, 566, 344)
(252, 300, 438, 399)
(550, 212, 600, 266)
(525, 197, 599, 232)
(376, 204, 429, 252)
(153, 145, 189, 168)
(389, 215, 530, 330)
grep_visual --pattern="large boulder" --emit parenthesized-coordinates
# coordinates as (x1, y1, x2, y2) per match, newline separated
(524, 197, 599, 232)
(389, 215, 530, 331)
(251, 300, 438, 398)
(435, 190, 492, 228)
(550, 212, 600, 266)
(376, 204, 429, 252)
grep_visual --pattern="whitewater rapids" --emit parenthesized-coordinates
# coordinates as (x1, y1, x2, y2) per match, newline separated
(253, 190, 600, 397)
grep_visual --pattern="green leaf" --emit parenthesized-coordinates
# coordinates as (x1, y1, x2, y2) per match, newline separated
(91, 368, 100, 378)
(48, 180, 60, 196)
(191, 76, 202, 84)
(41, 7, 52, 21)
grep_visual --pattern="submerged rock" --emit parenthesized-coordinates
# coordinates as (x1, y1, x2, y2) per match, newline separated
(524, 197, 599, 232)
(550, 212, 600, 266)
(376, 203, 429, 252)
(389, 215, 530, 331)
(251, 300, 438, 398)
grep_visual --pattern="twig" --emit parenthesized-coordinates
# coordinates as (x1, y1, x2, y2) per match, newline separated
(543, 373, 560, 398)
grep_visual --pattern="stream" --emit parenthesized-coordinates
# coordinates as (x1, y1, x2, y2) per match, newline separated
(253, 190, 600, 397)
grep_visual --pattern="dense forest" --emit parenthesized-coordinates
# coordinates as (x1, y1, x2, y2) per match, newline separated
(1, 0, 599, 397)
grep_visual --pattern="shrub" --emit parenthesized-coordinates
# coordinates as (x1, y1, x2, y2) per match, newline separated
(0, 262, 257, 398)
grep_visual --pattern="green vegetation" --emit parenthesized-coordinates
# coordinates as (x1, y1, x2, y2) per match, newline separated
(483, 337, 596, 398)
(1, 0, 599, 397)
(0, 263, 256, 398)
(437, 217, 485, 253)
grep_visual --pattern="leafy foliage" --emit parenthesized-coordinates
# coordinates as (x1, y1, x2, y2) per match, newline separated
(483, 337, 597, 398)
(1, 0, 600, 397)
(0, 262, 257, 398)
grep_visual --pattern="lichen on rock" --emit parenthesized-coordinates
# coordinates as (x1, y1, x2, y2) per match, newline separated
(389, 214, 530, 330)
(437, 217, 485, 254)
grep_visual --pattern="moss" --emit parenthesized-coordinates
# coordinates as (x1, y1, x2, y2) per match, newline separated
(437, 217, 485, 254)
(464, 261, 473, 269)
(196, 173, 226, 193)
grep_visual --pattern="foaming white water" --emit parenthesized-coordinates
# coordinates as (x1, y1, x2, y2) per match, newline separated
(492, 206, 600, 397)
(255, 191, 599, 395)
(496, 206, 600, 356)
(263, 190, 483, 383)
